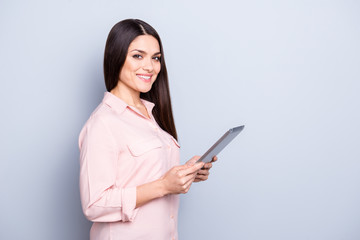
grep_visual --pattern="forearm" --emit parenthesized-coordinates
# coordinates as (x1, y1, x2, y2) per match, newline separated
(136, 162, 205, 208)
(136, 178, 168, 208)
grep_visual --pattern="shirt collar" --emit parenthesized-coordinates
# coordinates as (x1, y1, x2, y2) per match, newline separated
(103, 92, 155, 116)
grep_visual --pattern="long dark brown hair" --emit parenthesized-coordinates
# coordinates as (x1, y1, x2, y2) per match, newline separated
(103, 19, 178, 140)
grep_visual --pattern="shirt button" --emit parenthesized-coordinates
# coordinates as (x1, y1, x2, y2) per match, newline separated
(170, 215, 174, 219)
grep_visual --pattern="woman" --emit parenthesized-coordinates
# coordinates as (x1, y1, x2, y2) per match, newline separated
(79, 19, 216, 240)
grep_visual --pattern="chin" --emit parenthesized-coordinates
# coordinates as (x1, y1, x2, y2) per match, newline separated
(139, 85, 153, 93)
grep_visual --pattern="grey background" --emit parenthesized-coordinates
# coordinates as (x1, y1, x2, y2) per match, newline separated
(1, 0, 359, 239)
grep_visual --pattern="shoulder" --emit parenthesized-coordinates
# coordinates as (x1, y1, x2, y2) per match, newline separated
(87, 101, 128, 128)
(78, 102, 123, 148)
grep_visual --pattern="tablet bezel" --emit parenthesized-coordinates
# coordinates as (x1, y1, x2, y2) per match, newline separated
(196, 125, 244, 163)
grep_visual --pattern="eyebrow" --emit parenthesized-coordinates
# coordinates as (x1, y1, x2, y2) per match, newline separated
(130, 49, 161, 55)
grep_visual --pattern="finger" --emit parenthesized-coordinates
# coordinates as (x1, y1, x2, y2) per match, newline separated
(182, 173, 197, 184)
(211, 156, 218, 162)
(181, 162, 204, 175)
(196, 169, 210, 176)
(195, 174, 209, 181)
(181, 175, 196, 192)
(185, 155, 201, 166)
(172, 164, 196, 174)
(202, 162, 212, 170)
(180, 162, 203, 176)
(183, 181, 193, 193)
(171, 165, 188, 172)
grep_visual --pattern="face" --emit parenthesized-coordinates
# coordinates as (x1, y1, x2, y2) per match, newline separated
(118, 35, 161, 94)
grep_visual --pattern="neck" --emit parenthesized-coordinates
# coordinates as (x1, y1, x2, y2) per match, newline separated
(110, 82, 142, 108)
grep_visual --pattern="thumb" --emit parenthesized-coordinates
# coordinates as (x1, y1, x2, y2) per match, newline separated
(172, 165, 188, 171)
(186, 155, 201, 166)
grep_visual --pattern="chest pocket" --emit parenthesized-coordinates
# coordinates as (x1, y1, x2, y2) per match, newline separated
(127, 137, 163, 157)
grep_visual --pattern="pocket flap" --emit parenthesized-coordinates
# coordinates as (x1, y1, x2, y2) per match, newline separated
(128, 137, 163, 157)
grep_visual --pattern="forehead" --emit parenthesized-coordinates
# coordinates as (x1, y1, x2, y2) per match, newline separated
(128, 35, 160, 53)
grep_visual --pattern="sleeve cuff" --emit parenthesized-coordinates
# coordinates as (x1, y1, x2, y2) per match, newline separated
(121, 187, 138, 222)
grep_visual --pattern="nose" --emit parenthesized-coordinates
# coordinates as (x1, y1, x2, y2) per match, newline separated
(142, 57, 154, 72)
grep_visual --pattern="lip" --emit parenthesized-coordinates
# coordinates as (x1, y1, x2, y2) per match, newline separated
(136, 74, 153, 83)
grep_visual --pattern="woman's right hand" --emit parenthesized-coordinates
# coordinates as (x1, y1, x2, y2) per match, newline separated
(160, 157, 204, 195)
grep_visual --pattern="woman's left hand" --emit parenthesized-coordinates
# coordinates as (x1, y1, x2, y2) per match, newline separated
(186, 156, 218, 182)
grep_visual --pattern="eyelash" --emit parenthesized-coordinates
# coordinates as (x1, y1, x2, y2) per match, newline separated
(133, 54, 143, 59)
(132, 54, 161, 62)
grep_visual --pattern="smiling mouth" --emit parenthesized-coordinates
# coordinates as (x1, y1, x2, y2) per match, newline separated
(137, 74, 152, 82)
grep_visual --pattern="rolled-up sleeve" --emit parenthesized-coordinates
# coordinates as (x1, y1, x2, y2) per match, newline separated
(79, 116, 138, 222)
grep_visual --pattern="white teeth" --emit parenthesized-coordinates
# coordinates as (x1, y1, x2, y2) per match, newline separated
(137, 75, 151, 79)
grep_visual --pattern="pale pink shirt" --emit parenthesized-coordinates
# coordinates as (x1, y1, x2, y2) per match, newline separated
(79, 92, 180, 240)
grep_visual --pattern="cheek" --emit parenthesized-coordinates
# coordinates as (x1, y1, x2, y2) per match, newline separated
(121, 61, 139, 79)
(127, 60, 141, 72)
(155, 63, 161, 74)
(125, 58, 141, 70)
(119, 68, 130, 82)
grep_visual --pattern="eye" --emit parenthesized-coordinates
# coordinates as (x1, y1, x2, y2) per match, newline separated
(133, 54, 143, 59)
(153, 56, 161, 62)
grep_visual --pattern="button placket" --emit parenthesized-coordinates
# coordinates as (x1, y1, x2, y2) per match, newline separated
(147, 120, 159, 131)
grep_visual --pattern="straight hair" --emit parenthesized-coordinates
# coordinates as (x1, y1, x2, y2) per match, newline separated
(103, 19, 178, 140)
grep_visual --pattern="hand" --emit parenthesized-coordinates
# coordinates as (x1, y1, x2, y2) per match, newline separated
(160, 157, 204, 195)
(186, 156, 218, 182)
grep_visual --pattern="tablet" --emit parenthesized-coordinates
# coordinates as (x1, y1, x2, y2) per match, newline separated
(196, 125, 245, 163)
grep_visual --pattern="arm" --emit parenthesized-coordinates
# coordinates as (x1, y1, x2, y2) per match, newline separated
(136, 160, 205, 208)
(79, 118, 204, 221)
(79, 118, 137, 222)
